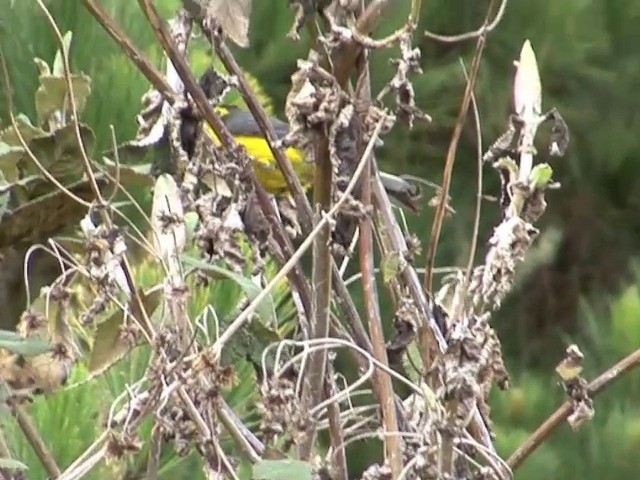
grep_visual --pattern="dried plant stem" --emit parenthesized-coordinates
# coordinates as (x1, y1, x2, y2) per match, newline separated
(299, 135, 334, 459)
(332, 0, 393, 88)
(420, 16, 496, 459)
(57, 433, 108, 480)
(461, 60, 484, 301)
(325, 367, 348, 480)
(424, 0, 508, 43)
(360, 189, 404, 477)
(423, 0, 496, 293)
(355, 47, 403, 476)
(216, 402, 262, 462)
(145, 425, 163, 480)
(12, 405, 61, 478)
(508, 346, 640, 470)
(81, 0, 175, 98)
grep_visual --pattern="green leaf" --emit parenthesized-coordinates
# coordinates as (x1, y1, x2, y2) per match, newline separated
(0, 115, 46, 181)
(252, 460, 312, 480)
(35, 73, 92, 124)
(529, 163, 553, 190)
(0, 141, 25, 174)
(100, 158, 154, 188)
(181, 254, 276, 325)
(381, 250, 404, 284)
(0, 457, 28, 471)
(34, 57, 51, 77)
(53, 31, 73, 77)
(0, 330, 49, 356)
(0, 114, 44, 145)
(21, 123, 95, 181)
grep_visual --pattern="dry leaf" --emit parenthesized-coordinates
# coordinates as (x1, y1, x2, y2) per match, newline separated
(182, 0, 251, 47)
(206, 0, 252, 47)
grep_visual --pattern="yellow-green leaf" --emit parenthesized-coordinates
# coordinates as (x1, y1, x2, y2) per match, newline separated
(381, 251, 405, 284)
(52, 31, 73, 77)
(35, 74, 92, 124)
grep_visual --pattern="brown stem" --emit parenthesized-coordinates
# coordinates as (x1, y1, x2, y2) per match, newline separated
(325, 367, 348, 480)
(423, 0, 497, 293)
(12, 405, 61, 478)
(81, 0, 175, 99)
(419, 15, 497, 459)
(145, 424, 162, 480)
(331, 0, 393, 88)
(355, 46, 403, 476)
(508, 346, 640, 470)
(299, 133, 334, 459)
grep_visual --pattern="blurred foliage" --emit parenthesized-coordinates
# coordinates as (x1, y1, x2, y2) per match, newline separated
(492, 264, 640, 480)
(1, 0, 640, 478)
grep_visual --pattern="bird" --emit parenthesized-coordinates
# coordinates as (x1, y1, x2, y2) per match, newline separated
(196, 104, 422, 212)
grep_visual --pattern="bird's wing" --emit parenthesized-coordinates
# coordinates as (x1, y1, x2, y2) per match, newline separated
(221, 109, 290, 139)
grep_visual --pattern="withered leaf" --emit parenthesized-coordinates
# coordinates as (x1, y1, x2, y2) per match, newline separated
(151, 174, 186, 261)
(205, 0, 252, 47)
(0, 177, 103, 249)
(88, 288, 163, 376)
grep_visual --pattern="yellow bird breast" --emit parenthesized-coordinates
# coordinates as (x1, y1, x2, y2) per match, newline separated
(204, 122, 314, 195)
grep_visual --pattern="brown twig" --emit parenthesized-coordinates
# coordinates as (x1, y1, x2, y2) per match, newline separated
(418, 10, 497, 460)
(12, 405, 61, 478)
(331, 0, 393, 88)
(508, 346, 640, 470)
(298, 137, 334, 458)
(324, 367, 348, 480)
(423, 0, 497, 293)
(461, 59, 484, 303)
(145, 425, 162, 480)
(423, 0, 508, 43)
(81, 0, 175, 99)
(355, 42, 403, 476)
